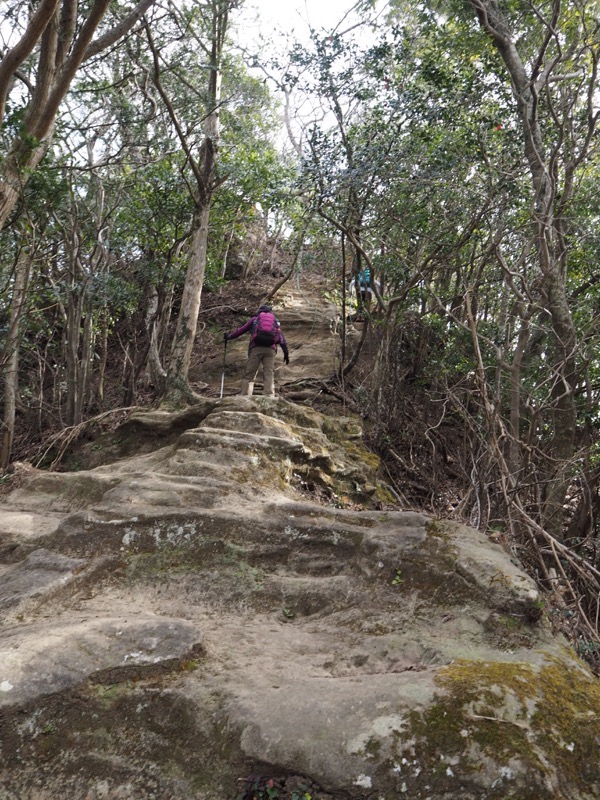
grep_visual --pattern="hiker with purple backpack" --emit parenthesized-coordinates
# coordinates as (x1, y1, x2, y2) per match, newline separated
(224, 304, 289, 397)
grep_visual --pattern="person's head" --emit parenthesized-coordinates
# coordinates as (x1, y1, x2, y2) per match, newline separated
(258, 304, 272, 313)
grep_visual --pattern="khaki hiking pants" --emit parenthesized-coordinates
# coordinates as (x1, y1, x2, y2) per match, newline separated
(240, 346, 276, 396)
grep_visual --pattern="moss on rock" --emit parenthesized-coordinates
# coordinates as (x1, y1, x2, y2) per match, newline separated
(390, 657, 600, 799)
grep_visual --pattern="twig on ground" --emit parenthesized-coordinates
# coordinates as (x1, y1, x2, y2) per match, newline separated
(33, 407, 139, 470)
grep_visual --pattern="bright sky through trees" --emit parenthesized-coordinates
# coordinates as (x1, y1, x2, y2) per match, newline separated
(236, 0, 362, 42)
(234, 0, 380, 145)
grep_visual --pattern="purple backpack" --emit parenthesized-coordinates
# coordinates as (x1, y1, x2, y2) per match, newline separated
(252, 311, 279, 347)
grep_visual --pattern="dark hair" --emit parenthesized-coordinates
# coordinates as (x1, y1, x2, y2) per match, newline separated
(258, 304, 272, 313)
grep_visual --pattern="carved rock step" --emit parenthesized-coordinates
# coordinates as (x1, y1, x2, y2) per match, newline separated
(0, 549, 86, 609)
(0, 615, 203, 711)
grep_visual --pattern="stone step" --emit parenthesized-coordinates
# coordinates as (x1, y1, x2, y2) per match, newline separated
(0, 615, 203, 711)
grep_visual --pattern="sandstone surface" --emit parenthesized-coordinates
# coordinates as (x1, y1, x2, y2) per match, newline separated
(0, 288, 598, 800)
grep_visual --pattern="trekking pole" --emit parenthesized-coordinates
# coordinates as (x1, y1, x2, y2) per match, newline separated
(220, 338, 228, 398)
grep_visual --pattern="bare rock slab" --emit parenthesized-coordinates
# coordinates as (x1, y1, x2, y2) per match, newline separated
(0, 548, 86, 609)
(0, 377, 598, 800)
(0, 616, 203, 709)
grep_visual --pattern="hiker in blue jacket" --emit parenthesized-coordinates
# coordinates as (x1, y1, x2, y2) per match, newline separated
(224, 304, 289, 397)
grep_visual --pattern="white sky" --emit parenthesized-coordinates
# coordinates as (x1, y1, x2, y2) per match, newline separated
(232, 0, 382, 150)
(236, 0, 361, 43)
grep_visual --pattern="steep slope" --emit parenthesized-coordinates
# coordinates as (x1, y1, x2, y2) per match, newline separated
(0, 285, 599, 800)
(204, 283, 347, 397)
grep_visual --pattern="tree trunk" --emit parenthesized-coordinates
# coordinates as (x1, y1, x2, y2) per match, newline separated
(65, 287, 83, 426)
(507, 310, 531, 478)
(144, 288, 167, 389)
(469, 0, 582, 537)
(76, 304, 95, 423)
(97, 315, 109, 409)
(0, 249, 31, 470)
(221, 206, 242, 279)
(0, 0, 155, 232)
(343, 316, 370, 377)
(166, 200, 212, 402)
(161, 0, 232, 404)
(0, 145, 52, 230)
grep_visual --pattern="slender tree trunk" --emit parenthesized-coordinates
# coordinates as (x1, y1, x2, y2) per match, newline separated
(221, 205, 242, 279)
(65, 287, 83, 426)
(507, 312, 530, 477)
(0, 323, 20, 471)
(144, 288, 167, 389)
(162, 0, 232, 404)
(469, 0, 583, 537)
(76, 305, 94, 422)
(340, 232, 347, 376)
(97, 314, 109, 408)
(167, 200, 212, 400)
(0, 0, 155, 232)
(343, 317, 370, 377)
(0, 249, 31, 469)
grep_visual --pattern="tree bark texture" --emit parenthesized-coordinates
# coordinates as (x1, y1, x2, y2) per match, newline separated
(167, 201, 212, 397)
(164, 1, 232, 400)
(0, 249, 32, 470)
(0, 0, 155, 231)
(468, 0, 593, 536)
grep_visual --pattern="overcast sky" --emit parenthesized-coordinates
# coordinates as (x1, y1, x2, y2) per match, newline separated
(233, 0, 377, 148)
(236, 0, 360, 42)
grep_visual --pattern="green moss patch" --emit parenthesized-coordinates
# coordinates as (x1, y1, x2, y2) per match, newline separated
(395, 658, 600, 798)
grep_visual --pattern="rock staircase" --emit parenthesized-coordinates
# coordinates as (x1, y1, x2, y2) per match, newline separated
(0, 288, 598, 800)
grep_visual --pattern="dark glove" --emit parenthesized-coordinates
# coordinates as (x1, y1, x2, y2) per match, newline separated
(223, 333, 229, 342)
(284, 354, 289, 365)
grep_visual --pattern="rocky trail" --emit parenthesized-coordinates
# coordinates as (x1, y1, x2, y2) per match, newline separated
(0, 282, 599, 800)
